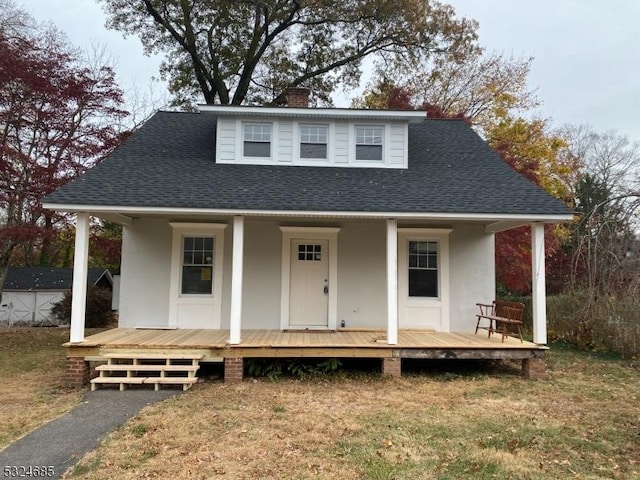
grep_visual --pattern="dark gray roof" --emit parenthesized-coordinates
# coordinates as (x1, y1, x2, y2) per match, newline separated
(44, 111, 571, 216)
(3, 267, 112, 291)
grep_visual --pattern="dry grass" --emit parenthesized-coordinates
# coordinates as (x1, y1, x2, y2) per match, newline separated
(0, 327, 87, 448)
(65, 348, 640, 480)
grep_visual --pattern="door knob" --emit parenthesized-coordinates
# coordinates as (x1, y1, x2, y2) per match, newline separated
(323, 285, 329, 294)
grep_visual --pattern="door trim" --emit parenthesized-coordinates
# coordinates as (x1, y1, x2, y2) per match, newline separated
(279, 226, 340, 330)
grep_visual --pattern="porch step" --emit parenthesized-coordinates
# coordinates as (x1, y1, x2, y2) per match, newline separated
(91, 353, 203, 391)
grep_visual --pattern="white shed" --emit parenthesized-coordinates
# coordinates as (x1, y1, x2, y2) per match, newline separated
(0, 267, 113, 326)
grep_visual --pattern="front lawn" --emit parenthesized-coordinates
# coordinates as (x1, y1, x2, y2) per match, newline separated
(65, 346, 640, 479)
(0, 327, 90, 449)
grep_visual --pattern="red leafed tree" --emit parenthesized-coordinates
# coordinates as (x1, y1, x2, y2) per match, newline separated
(0, 9, 128, 292)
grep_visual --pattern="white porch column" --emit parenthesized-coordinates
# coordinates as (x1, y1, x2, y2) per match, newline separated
(531, 222, 547, 344)
(70, 213, 90, 343)
(386, 219, 398, 345)
(229, 215, 244, 345)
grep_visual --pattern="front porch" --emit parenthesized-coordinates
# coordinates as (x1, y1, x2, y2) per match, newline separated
(65, 328, 547, 384)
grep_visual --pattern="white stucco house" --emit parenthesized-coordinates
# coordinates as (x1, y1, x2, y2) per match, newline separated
(43, 89, 572, 382)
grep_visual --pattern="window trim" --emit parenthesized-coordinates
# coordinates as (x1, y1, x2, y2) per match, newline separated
(180, 235, 215, 296)
(298, 123, 329, 161)
(407, 240, 439, 298)
(168, 222, 227, 328)
(397, 228, 451, 332)
(354, 124, 384, 162)
(242, 121, 273, 159)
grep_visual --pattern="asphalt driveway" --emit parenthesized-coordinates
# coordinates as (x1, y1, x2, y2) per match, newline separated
(0, 389, 179, 479)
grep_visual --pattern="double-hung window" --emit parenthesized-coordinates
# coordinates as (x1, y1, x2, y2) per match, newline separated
(408, 240, 438, 298)
(181, 236, 214, 295)
(243, 123, 271, 158)
(355, 125, 383, 161)
(300, 124, 328, 159)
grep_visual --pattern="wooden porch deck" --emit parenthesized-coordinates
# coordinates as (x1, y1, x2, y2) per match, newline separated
(65, 328, 546, 361)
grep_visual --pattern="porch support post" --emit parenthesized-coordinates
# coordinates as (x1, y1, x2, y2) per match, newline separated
(229, 215, 244, 345)
(70, 213, 90, 343)
(531, 222, 547, 345)
(386, 219, 398, 345)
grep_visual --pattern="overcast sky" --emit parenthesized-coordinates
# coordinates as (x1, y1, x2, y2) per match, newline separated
(17, 0, 640, 143)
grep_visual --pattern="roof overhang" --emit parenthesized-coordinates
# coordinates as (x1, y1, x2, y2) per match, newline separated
(198, 105, 428, 123)
(42, 203, 574, 227)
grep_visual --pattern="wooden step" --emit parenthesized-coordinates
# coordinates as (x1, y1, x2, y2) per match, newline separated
(95, 364, 199, 373)
(91, 353, 202, 391)
(103, 353, 203, 360)
(90, 377, 145, 391)
(143, 377, 198, 391)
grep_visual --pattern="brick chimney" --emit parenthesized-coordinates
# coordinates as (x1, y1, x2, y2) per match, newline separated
(285, 87, 310, 107)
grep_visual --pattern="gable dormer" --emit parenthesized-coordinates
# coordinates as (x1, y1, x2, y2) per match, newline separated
(201, 104, 426, 169)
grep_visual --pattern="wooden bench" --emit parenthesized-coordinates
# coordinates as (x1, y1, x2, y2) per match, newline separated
(475, 300, 525, 343)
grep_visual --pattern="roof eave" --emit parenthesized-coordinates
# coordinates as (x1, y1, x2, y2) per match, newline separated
(198, 105, 428, 123)
(42, 203, 574, 225)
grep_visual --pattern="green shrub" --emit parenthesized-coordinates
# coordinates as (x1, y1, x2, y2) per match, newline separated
(246, 358, 343, 381)
(51, 286, 114, 328)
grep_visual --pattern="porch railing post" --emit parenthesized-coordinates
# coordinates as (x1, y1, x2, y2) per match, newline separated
(70, 212, 90, 343)
(386, 219, 398, 345)
(531, 222, 547, 344)
(229, 215, 244, 345)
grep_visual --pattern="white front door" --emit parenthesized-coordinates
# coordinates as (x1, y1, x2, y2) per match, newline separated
(289, 239, 329, 327)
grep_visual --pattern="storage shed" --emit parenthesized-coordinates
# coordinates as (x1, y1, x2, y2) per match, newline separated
(0, 267, 113, 325)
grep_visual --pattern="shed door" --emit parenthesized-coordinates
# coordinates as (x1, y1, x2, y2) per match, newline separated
(1, 293, 35, 324)
(289, 239, 329, 327)
(35, 292, 64, 324)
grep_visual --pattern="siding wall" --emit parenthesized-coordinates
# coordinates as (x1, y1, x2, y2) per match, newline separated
(119, 218, 172, 328)
(215, 117, 408, 168)
(118, 219, 495, 333)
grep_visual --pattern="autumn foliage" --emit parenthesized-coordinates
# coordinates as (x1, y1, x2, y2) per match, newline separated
(0, 13, 128, 288)
(356, 71, 573, 294)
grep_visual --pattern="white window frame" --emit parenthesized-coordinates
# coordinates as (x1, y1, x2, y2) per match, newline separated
(180, 235, 215, 296)
(355, 125, 384, 162)
(350, 124, 390, 166)
(168, 223, 227, 328)
(407, 240, 439, 298)
(298, 123, 329, 161)
(242, 122, 272, 160)
(397, 228, 451, 332)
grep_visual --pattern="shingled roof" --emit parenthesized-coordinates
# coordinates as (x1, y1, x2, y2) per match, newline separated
(3, 267, 112, 291)
(44, 110, 571, 216)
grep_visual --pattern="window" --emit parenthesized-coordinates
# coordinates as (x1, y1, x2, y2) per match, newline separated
(408, 240, 438, 297)
(300, 124, 328, 159)
(181, 236, 214, 294)
(243, 123, 271, 157)
(355, 125, 383, 161)
(297, 244, 322, 261)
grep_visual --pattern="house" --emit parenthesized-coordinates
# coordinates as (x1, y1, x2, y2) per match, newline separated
(0, 267, 112, 325)
(43, 89, 572, 385)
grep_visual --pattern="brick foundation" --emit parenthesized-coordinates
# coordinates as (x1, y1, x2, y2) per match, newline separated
(224, 357, 244, 383)
(381, 357, 402, 377)
(66, 356, 90, 388)
(522, 358, 546, 380)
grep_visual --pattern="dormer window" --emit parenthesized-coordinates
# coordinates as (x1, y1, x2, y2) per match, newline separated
(300, 124, 328, 159)
(355, 125, 383, 161)
(243, 123, 271, 158)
